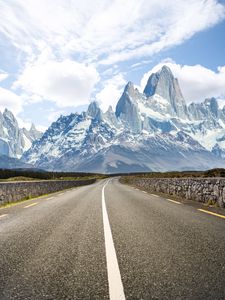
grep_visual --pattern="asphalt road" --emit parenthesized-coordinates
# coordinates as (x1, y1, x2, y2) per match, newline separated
(1, 178, 225, 299)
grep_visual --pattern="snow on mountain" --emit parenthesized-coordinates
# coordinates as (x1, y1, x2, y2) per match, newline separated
(0, 109, 42, 159)
(23, 65, 225, 173)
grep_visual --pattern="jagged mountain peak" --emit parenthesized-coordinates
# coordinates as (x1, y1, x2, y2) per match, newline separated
(0, 108, 42, 158)
(21, 66, 225, 173)
(143, 65, 173, 97)
(3, 108, 17, 123)
(87, 101, 103, 120)
(204, 97, 219, 116)
(143, 65, 188, 119)
(107, 105, 113, 113)
(30, 123, 36, 131)
(160, 65, 174, 77)
(124, 81, 135, 92)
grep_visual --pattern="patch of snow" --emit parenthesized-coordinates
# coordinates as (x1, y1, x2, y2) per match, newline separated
(138, 102, 169, 121)
(22, 133, 32, 151)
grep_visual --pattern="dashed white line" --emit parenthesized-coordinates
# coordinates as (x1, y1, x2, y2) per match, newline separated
(150, 194, 160, 198)
(47, 197, 54, 200)
(102, 181, 126, 300)
(24, 202, 38, 208)
(0, 214, 8, 219)
(166, 198, 181, 205)
(142, 191, 147, 194)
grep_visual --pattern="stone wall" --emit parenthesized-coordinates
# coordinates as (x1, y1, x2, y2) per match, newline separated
(0, 179, 96, 205)
(121, 177, 225, 208)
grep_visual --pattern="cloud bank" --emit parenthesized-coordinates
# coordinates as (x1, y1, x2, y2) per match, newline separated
(15, 60, 100, 107)
(0, 0, 224, 123)
(0, 0, 224, 65)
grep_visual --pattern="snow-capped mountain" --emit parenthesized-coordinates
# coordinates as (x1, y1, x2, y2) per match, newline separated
(23, 66, 225, 173)
(0, 109, 42, 159)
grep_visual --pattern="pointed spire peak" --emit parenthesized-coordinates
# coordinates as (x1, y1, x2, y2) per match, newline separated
(204, 97, 218, 116)
(87, 101, 102, 119)
(124, 81, 134, 91)
(107, 105, 113, 113)
(144, 65, 175, 97)
(4, 108, 11, 114)
(204, 97, 217, 105)
(160, 65, 173, 75)
(30, 123, 36, 132)
(88, 100, 99, 109)
(3, 108, 15, 120)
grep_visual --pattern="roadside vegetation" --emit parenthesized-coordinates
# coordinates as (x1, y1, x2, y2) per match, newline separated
(120, 168, 225, 181)
(0, 169, 108, 182)
(1, 168, 225, 182)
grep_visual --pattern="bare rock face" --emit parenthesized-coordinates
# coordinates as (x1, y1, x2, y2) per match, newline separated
(144, 66, 188, 119)
(0, 109, 42, 158)
(115, 82, 142, 133)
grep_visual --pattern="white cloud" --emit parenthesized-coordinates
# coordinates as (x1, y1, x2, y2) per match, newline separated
(0, 0, 224, 127)
(96, 74, 126, 111)
(16, 117, 32, 130)
(0, 87, 23, 114)
(0, 71, 8, 82)
(0, 0, 224, 65)
(15, 59, 100, 107)
(140, 60, 225, 103)
(16, 116, 47, 131)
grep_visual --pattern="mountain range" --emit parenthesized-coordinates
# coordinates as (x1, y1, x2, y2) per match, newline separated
(16, 65, 225, 173)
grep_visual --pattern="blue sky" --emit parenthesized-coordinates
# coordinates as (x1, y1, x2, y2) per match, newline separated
(0, 0, 225, 130)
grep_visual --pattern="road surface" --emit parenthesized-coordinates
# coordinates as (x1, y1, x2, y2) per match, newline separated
(0, 178, 225, 299)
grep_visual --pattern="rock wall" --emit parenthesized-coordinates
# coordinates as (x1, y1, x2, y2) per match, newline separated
(0, 179, 96, 205)
(121, 177, 225, 208)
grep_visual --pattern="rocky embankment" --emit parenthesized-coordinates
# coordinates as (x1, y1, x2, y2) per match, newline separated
(121, 177, 225, 208)
(0, 179, 96, 205)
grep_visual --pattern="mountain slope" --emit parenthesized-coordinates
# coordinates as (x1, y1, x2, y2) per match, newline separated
(23, 66, 225, 173)
(0, 109, 42, 158)
(0, 155, 34, 169)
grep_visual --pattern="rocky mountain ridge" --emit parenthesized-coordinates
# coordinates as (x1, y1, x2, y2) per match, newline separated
(22, 65, 225, 173)
(0, 109, 42, 159)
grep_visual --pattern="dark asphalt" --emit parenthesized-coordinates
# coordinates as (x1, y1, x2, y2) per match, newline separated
(0, 178, 225, 299)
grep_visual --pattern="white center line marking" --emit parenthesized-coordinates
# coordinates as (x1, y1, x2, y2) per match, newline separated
(142, 191, 147, 194)
(166, 198, 181, 205)
(47, 197, 54, 200)
(102, 181, 126, 300)
(24, 202, 38, 208)
(0, 214, 8, 219)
